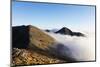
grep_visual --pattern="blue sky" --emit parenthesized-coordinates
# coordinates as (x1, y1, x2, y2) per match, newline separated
(12, 1, 95, 31)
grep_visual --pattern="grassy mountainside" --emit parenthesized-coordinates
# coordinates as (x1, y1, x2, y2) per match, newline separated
(28, 25, 55, 49)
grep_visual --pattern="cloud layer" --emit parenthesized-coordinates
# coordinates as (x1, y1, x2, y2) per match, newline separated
(45, 31, 95, 61)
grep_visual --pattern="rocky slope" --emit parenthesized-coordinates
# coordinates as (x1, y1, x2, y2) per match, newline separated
(12, 48, 65, 66)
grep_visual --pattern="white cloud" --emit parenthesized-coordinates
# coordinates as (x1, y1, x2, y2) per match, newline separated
(45, 31, 95, 61)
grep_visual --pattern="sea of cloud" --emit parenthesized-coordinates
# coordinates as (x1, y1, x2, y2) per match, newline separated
(44, 31, 95, 62)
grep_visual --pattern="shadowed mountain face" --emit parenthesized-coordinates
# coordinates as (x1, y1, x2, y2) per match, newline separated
(55, 27, 85, 37)
(12, 25, 29, 48)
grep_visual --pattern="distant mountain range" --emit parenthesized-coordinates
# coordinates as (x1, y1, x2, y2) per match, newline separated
(45, 27, 85, 37)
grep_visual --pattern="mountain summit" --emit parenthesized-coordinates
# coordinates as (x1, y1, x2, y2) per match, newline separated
(55, 27, 73, 35)
(55, 27, 85, 37)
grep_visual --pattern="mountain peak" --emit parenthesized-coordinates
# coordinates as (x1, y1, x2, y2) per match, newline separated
(55, 27, 85, 37)
(62, 27, 68, 29)
(55, 27, 73, 35)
